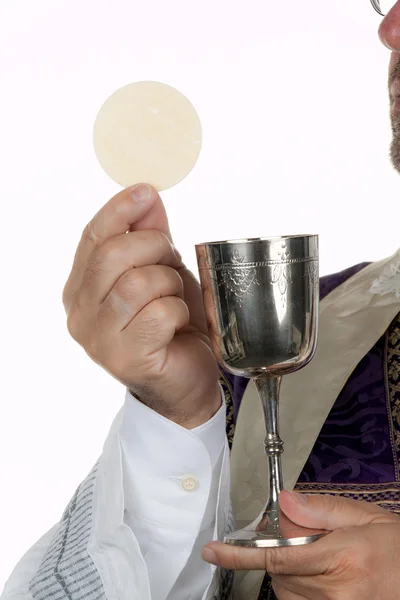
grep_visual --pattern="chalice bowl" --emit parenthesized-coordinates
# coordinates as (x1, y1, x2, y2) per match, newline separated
(196, 235, 328, 547)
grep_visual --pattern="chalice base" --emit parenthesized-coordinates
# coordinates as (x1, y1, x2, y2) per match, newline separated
(224, 509, 329, 548)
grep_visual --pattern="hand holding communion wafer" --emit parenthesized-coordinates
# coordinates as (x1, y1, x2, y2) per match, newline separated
(63, 82, 221, 428)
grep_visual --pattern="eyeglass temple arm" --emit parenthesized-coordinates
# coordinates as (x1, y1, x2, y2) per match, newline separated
(370, 0, 384, 16)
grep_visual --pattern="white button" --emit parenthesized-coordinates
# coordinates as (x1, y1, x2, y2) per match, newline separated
(182, 475, 199, 492)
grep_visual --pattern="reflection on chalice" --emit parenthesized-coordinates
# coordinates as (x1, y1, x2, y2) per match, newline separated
(195, 235, 329, 547)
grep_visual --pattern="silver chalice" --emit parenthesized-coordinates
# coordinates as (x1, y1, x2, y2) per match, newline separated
(195, 235, 328, 547)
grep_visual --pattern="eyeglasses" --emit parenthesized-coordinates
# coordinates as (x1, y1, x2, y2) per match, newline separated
(371, 0, 396, 16)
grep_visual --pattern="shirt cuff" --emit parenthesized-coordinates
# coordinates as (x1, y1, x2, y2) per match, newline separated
(119, 384, 226, 536)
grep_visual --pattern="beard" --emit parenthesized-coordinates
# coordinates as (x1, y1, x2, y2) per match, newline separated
(390, 55, 400, 172)
(390, 114, 400, 171)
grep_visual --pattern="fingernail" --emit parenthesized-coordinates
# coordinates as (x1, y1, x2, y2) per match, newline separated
(287, 490, 308, 505)
(202, 547, 220, 566)
(130, 183, 152, 203)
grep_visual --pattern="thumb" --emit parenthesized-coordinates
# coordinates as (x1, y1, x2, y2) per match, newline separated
(279, 490, 395, 531)
(129, 183, 174, 242)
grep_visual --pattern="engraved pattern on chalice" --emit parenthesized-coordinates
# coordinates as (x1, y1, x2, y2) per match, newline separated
(270, 242, 292, 309)
(219, 249, 260, 306)
(307, 259, 319, 286)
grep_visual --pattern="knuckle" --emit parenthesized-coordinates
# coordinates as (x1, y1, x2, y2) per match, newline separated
(62, 282, 71, 311)
(264, 549, 286, 576)
(178, 297, 190, 322)
(116, 269, 147, 302)
(171, 267, 184, 292)
(66, 305, 81, 341)
(230, 548, 247, 571)
(152, 297, 175, 322)
(134, 297, 184, 345)
(82, 221, 100, 246)
(154, 265, 184, 296)
(86, 238, 123, 279)
(143, 229, 170, 259)
(137, 299, 170, 331)
(152, 229, 169, 250)
(66, 302, 99, 357)
(98, 238, 125, 265)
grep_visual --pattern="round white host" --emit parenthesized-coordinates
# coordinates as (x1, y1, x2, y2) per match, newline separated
(93, 81, 202, 191)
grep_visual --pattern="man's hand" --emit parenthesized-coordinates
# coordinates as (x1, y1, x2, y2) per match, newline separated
(62, 183, 220, 428)
(202, 490, 400, 599)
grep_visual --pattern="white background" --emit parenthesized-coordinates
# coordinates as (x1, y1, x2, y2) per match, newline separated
(0, 0, 397, 588)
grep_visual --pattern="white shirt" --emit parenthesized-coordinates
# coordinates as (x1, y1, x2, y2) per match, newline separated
(1, 386, 230, 600)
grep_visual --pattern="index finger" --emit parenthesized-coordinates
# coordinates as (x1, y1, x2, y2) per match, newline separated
(63, 183, 171, 307)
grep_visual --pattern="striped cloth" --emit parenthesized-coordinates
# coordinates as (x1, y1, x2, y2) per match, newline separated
(29, 463, 106, 600)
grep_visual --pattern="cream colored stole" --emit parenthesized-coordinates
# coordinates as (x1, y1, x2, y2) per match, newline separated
(230, 250, 400, 600)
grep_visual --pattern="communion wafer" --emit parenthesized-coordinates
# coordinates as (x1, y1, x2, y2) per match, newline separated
(93, 81, 202, 191)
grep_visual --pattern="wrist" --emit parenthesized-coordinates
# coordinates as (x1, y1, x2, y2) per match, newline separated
(184, 383, 223, 429)
(128, 383, 223, 429)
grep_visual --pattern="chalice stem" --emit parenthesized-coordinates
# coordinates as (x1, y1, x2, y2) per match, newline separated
(255, 376, 284, 534)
